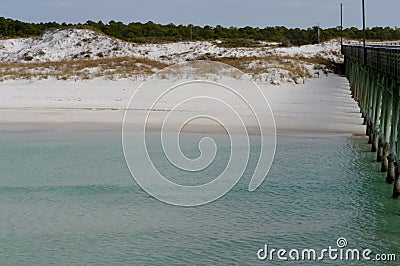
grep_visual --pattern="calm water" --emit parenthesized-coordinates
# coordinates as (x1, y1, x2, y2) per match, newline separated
(0, 128, 399, 265)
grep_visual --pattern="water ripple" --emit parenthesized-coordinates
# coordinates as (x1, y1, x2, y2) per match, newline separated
(1, 132, 400, 265)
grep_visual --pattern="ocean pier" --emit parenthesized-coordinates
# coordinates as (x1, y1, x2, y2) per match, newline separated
(342, 44, 400, 197)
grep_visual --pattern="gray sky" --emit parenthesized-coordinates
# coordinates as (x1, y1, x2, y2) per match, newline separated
(0, 0, 398, 28)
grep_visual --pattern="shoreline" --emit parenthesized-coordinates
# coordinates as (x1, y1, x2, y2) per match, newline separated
(0, 74, 365, 137)
(0, 120, 364, 137)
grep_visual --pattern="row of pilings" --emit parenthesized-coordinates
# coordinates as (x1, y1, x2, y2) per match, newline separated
(345, 58, 400, 197)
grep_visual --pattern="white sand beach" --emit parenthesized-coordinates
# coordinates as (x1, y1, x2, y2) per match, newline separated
(0, 74, 364, 135)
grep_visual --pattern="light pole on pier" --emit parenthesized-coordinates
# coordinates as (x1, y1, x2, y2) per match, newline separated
(340, 3, 343, 46)
(362, 0, 367, 64)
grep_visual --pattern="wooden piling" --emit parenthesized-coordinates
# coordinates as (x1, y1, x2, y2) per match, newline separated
(371, 76, 382, 152)
(381, 92, 393, 172)
(393, 81, 400, 197)
(367, 73, 375, 143)
(381, 78, 393, 173)
(377, 77, 387, 162)
(361, 68, 368, 124)
(388, 80, 400, 183)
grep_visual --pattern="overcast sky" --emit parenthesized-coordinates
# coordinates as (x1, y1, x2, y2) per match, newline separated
(0, 0, 398, 29)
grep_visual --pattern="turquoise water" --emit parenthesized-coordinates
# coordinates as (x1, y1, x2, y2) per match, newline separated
(0, 128, 400, 265)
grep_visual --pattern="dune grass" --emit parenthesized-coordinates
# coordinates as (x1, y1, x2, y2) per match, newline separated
(0, 56, 168, 81)
(0, 53, 333, 83)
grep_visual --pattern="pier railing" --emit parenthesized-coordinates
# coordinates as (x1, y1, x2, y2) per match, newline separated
(342, 44, 400, 198)
(342, 45, 400, 81)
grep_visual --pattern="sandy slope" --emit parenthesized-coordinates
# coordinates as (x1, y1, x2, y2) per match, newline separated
(0, 28, 349, 85)
(0, 28, 343, 63)
(0, 74, 364, 135)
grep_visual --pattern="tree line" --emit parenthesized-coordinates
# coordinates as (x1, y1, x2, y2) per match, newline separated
(1, 17, 400, 46)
